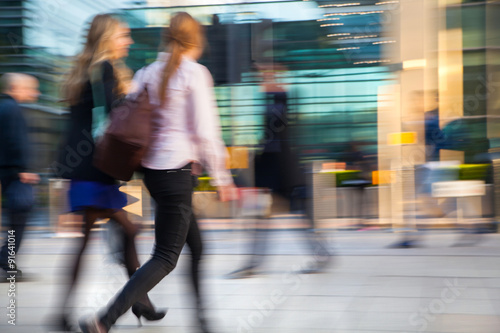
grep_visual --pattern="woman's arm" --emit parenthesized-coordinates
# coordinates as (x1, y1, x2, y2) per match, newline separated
(187, 65, 233, 188)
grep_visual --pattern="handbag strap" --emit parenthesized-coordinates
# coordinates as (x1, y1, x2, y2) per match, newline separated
(90, 64, 110, 141)
(90, 64, 107, 110)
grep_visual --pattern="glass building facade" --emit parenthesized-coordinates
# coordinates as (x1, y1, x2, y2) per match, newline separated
(1, 0, 499, 226)
(0, 0, 497, 176)
(120, 1, 394, 162)
(445, 0, 500, 161)
(0, 0, 128, 173)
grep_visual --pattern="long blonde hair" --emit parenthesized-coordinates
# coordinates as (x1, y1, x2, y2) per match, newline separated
(63, 14, 132, 105)
(159, 12, 205, 104)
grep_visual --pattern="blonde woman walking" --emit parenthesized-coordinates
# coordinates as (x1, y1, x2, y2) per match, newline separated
(56, 14, 165, 331)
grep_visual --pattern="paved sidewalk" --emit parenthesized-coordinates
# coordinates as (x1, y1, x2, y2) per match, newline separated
(0, 229, 500, 333)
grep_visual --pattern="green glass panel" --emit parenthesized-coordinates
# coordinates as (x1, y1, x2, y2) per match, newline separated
(461, 5, 485, 49)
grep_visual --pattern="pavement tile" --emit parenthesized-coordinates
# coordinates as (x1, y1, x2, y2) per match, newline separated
(1, 230, 500, 332)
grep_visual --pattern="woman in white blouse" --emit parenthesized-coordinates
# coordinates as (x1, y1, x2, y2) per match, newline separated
(80, 12, 236, 333)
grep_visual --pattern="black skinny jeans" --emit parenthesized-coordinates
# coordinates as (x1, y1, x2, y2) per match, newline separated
(100, 165, 203, 330)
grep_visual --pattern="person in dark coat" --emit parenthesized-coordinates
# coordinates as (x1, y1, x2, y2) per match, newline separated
(226, 64, 332, 278)
(0, 73, 40, 279)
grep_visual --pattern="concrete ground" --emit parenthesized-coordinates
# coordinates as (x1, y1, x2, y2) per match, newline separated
(0, 226, 499, 333)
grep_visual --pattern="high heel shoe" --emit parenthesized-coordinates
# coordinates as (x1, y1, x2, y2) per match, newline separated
(198, 313, 213, 333)
(46, 314, 74, 332)
(197, 302, 213, 333)
(59, 315, 73, 332)
(131, 302, 167, 327)
(79, 316, 107, 333)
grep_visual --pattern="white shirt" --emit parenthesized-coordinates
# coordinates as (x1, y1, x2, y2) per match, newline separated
(133, 52, 233, 186)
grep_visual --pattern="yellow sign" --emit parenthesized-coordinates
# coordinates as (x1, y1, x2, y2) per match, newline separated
(388, 132, 417, 145)
(226, 146, 249, 169)
(372, 170, 394, 185)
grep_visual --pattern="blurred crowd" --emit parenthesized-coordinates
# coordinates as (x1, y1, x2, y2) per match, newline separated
(1, 2, 499, 332)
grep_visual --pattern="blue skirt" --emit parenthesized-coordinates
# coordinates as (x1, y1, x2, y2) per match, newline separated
(68, 180, 127, 212)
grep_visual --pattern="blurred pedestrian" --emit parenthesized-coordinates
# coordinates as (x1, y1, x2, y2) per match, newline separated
(391, 90, 443, 248)
(79, 12, 237, 333)
(0, 73, 40, 280)
(341, 142, 375, 228)
(226, 64, 332, 278)
(54, 14, 164, 331)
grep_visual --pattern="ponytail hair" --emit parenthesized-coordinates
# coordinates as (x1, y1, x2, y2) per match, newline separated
(159, 12, 204, 104)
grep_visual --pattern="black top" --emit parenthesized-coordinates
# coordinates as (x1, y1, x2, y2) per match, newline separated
(55, 61, 118, 184)
(255, 91, 305, 196)
(0, 94, 30, 179)
(262, 91, 289, 153)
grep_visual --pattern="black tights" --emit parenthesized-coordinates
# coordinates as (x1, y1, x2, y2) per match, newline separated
(60, 208, 154, 316)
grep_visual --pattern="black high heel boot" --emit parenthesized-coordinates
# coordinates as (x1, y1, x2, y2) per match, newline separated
(198, 313, 212, 333)
(131, 302, 167, 327)
(197, 302, 213, 333)
(47, 314, 73, 332)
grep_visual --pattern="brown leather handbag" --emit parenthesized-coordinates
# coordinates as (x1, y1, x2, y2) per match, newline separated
(93, 84, 155, 181)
